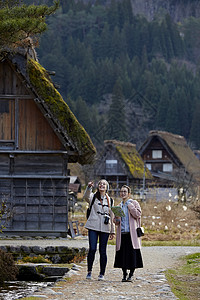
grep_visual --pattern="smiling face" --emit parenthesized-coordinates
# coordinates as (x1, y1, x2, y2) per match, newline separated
(98, 180, 108, 194)
(120, 186, 130, 201)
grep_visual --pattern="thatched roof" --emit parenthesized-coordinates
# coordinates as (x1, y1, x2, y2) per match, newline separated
(1, 50, 96, 164)
(139, 130, 200, 182)
(104, 140, 153, 179)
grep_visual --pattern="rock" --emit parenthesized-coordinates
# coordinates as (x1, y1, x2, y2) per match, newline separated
(21, 245, 31, 254)
(42, 266, 69, 277)
(17, 265, 45, 281)
(32, 246, 45, 254)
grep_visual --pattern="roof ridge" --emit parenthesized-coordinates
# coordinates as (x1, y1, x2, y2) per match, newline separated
(149, 130, 185, 140)
(104, 139, 136, 147)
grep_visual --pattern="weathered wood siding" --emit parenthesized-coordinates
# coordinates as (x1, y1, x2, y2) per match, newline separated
(0, 153, 66, 176)
(141, 138, 177, 173)
(0, 60, 64, 151)
(1, 178, 68, 234)
(0, 99, 15, 141)
(97, 151, 125, 175)
(0, 59, 70, 236)
(18, 99, 64, 151)
(0, 60, 30, 95)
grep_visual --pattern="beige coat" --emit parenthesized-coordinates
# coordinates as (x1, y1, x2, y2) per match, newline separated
(84, 187, 115, 234)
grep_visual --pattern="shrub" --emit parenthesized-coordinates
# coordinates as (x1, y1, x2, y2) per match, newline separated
(0, 249, 19, 283)
(21, 255, 51, 264)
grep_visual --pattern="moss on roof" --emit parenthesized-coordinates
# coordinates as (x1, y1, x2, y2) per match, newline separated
(149, 131, 200, 181)
(27, 58, 96, 165)
(105, 140, 152, 179)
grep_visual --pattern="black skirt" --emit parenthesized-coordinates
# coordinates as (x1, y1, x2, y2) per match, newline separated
(114, 232, 143, 270)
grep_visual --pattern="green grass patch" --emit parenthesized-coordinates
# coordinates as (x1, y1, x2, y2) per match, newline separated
(165, 253, 200, 300)
(108, 239, 200, 246)
(142, 240, 200, 247)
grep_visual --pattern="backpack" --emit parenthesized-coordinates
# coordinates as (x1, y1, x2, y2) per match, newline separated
(86, 194, 113, 219)
(86, 194, 95, 219)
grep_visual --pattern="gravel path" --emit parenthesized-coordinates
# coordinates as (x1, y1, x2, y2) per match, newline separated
(8, 238, 198, 300)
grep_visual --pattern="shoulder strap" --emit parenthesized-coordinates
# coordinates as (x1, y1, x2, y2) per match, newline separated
(110, 197, 113, 207)
(90, 193, 96, 209)
(105, 194, 113, 207)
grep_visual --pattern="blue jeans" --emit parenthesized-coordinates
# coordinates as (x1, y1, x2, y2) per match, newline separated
(87, 229, 109, 275)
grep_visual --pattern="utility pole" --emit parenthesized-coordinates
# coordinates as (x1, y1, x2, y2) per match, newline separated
(141, 161, 146, 201)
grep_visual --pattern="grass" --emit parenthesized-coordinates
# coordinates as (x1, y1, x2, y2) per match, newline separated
(165, 253, 200, 300)
(108, 238, 200, 246)
(141, 240, 200, 246)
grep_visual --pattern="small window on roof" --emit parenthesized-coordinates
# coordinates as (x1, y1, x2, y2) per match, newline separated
(152, 150, 162, 159)
(163, 163, 173, 172)
(106, 159, 117, 174)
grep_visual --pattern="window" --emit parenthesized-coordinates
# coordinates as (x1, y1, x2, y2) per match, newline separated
(106, 160, 117, 174)
(152, 150, 162, 159)
(163, 163, 173, 172)
(146, 163, 151, 170)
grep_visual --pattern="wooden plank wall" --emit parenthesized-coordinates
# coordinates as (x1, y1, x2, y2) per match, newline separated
(18, 99, 64, 151)
(0, 153, 65, 176)
(0, 100, 15, 140)
(1, 178, 68, 233)
(0, 60, 30, 95)
(0, 60, 70, 236)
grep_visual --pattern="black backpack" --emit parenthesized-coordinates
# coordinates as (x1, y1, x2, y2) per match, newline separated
(86, 194, 113, 219)
(86, 194, 95, 219)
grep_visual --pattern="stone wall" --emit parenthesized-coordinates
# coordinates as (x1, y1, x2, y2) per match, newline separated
(0, 245, 88, 264)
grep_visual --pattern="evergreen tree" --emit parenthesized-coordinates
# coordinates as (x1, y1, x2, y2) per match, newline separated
(165, 94, 180, 134)
(189, 99, 200, 148)
(74, 96, 90, 130)
(99, 22, 111, 59)
(176, 87, 190, 138)
(155, 84, 169, 129)
(106, 79, 127, 141)
(0, 0, 59, 50)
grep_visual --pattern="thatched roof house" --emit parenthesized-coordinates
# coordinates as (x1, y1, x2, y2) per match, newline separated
(3, 49, 96, 163)
(0, 48, 96, 236)
(94, 140, 153, 195)
(139, 130, 200, 186)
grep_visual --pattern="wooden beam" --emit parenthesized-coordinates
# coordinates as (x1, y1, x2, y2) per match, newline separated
(0, 95, 33, 99)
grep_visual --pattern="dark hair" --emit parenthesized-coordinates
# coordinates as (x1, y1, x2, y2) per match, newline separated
(121, 185, 131, 194)
(94, 190, 101, 200)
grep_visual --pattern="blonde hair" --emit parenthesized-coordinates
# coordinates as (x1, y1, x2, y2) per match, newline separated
(98, 179, 109, 192)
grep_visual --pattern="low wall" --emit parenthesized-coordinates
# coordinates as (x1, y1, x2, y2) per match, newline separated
(0, 245, 88, 264)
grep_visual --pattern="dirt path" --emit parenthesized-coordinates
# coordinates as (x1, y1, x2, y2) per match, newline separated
(30, 245, 200, 300)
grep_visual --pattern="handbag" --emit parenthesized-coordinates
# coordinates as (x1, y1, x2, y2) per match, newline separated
(136, 227, 144, 237)
(136, 217, 144, 237)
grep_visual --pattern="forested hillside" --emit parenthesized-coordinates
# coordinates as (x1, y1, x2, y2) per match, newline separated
(25, 0, 200, 149)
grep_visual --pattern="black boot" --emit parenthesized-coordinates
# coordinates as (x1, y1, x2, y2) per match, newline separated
(122, 269, 127, 282)
(127, 269, 134, 282)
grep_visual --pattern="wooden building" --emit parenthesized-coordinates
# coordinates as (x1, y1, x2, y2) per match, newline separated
(0, 49, 96, 236)
(94, 140, 153, 195)
(139, 131, 200, 198)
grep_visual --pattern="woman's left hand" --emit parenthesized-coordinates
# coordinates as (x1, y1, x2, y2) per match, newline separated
(109, 233, 115, 240)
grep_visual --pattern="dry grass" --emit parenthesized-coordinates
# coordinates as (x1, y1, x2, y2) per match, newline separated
(70, 198, 200, 243)
(141, 200, 200, 242)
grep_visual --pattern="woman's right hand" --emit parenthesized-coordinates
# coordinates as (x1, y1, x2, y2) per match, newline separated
(88, 181, 94, 188)
(114, 217, 120, 225)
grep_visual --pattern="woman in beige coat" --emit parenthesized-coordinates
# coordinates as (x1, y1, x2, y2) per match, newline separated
(84, 179, 115, 281)
(114, 185, 143, 282)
